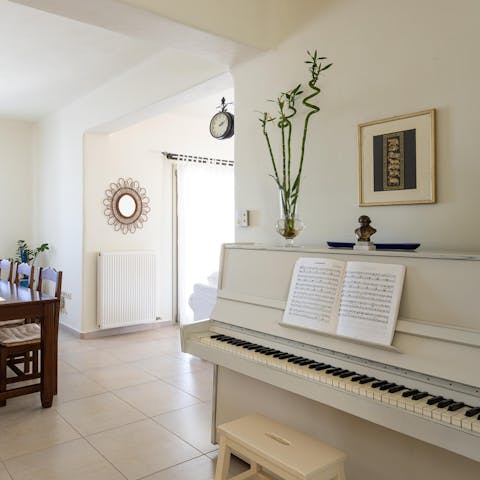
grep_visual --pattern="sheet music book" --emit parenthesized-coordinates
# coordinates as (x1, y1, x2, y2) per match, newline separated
(282, 257, 406, 346)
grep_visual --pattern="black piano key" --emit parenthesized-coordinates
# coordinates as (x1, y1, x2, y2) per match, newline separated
(351, 375, 367, 382)
(234, 341, 249, 346)
(372, 380, 389, 389)
(339, 371, 356, 379)
(332, 369, 350, 377)
(227, 339, 239, 344)
(265, 350, 281, 356)
(411, 392, 429, 401)
(448, 402, 466, 412)
(299, 359, 316, 366)
(427, 396, 444, 405)
(359, 377, 376, 384)
(379, 383, 397, 391)
(291, 357, 307, 364)
(437, 399, 455, 409)
(241, 343, 254, 348)
(277, 353, 292, 359)
(288, 356, 304, 363)
(308, 362, 324, 369)
(246, 344, 260, 350)
(402, 389, 420, 398)
(219, 336, 234, 342)
(315, 364, 332, 371)
(388, 385, 405, 393)
(465, 407, 480, 417)
(210, 334, 223, 339)
(326, 367, 343, 374)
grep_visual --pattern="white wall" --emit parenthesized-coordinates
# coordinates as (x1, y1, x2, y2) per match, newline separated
(231, 0, 480, 474)
(83, 89, 233, 332)
(34, 49, 227, 332)
(0, 118, 34, 258)
(234, 0, 480, 252)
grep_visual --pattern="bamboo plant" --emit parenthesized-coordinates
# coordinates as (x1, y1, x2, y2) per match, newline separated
(259, 50, 332, 239)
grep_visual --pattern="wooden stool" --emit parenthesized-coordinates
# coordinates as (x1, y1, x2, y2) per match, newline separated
(215, 414, 346, 480)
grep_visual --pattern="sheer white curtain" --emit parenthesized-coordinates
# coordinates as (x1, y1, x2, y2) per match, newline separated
(177, 162, 234, 324)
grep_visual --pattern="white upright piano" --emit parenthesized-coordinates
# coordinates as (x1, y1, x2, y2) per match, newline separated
(181, 244, 480, 478)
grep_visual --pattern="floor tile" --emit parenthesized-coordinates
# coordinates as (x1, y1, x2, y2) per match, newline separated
(57, 360, 78, 375)
(83, 363, 156, 390)
(56, 372, 106, 403)
(60, 349, 119, 371)
(0, 463, 11, 480)
(162, 368, 214, 402)
(102, 340, 170, 362)
(87, 419, 201, 480)
(0, 410, 80, 461)
(56, 392, 146, 436)
(130, 354, 206, 379)
(114, 380, 200, 417)
(4, 439, 124, 480)
(143, 455, 215, 480)
(154, 403, 216, 453)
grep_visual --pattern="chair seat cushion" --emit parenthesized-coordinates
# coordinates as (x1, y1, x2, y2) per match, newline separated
(0, 319, 25, 327)
(0, 323, 40, 346)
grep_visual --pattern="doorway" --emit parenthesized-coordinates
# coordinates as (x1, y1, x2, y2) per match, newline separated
(171, 154, 235, 324)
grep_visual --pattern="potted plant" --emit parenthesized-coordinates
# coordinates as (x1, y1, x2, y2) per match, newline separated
(258, 50, 332, 244)
(13, 240, 49, 265)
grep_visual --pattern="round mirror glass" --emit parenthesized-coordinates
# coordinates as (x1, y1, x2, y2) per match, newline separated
(118, 194, 136, 218)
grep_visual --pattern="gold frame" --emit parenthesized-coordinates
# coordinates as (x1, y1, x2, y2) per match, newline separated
(358, 109, 436, 206)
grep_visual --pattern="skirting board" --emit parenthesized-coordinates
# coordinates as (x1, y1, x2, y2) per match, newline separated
(60, 320, 175, 339)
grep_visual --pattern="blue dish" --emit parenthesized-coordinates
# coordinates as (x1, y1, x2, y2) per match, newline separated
(375, 243, 420, 250)
(327, 242, 420, 251)
(327, 242, 354, 248)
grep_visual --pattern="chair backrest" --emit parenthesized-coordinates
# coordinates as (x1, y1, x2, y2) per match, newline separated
(14, 263, 35, 289)
(0, 259, 13, 283)
(37, 267, 62, 299)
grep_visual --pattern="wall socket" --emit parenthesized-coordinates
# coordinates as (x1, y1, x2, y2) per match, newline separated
(236, 209, 249, 227)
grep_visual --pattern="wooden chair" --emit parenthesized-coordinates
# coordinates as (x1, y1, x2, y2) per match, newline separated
(0, 267, 62, 406)
(0, 259, 13, 283)
(0, 260, 24, 328)
(0, 323, 41, 407)
(14, 263, 34, 289)
(37, 267, 62, 394)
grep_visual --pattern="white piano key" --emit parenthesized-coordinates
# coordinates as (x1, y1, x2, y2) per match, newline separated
(203, 333, 480, 445)
(472, 419, 480, 433)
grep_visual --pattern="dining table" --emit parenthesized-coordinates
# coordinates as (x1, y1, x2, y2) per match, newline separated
(0, 279, 57, 408)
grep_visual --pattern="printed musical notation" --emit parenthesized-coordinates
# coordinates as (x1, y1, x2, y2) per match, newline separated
(284, 258, 344, 330)
(282, 257, 406, 346)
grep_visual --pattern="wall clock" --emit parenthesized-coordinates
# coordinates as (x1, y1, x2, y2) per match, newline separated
(209, 97, 234, 140)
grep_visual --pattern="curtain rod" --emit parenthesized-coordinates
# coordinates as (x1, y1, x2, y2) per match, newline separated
(163, 152, 234, 167)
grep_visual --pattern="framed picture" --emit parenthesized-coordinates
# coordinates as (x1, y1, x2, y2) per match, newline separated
(358, 109, 435, 206)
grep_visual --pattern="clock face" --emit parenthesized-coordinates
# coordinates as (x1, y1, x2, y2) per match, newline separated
(210, 111, 234, 140)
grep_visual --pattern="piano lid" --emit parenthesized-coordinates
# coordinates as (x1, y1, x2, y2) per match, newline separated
(210, 244, 480, 389)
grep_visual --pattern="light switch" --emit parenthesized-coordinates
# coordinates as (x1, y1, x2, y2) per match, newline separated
(236, 210, 249, 227)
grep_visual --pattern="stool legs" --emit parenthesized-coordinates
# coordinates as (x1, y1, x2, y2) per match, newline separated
(215, 435, 232, 480)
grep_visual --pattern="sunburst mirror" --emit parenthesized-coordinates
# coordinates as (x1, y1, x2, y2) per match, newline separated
(103, 178, 151, 234)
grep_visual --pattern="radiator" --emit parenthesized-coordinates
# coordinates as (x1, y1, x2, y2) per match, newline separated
(97, 251, 156, 329)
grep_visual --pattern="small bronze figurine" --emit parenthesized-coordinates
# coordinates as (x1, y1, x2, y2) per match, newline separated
(355, 215, 376, 242)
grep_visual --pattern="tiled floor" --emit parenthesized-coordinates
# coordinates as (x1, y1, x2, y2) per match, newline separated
(0, 325, 248, 480)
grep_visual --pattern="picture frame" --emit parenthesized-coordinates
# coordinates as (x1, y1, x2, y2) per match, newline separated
(358, 109, 436, 206)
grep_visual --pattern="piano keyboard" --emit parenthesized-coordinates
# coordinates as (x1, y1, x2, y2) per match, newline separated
(200, 333, 480, 435)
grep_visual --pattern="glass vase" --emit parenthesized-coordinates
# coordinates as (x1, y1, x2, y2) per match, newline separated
(276, 190, 304, 246)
